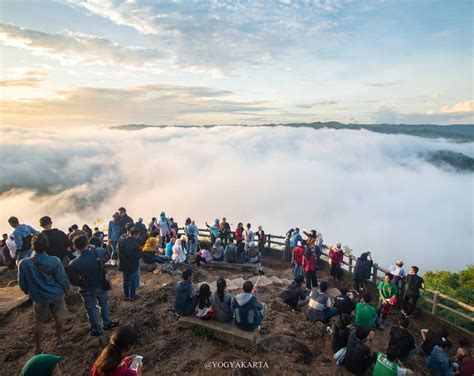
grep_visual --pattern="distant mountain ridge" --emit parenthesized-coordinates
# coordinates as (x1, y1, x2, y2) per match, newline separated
(111, 122, 474, 142)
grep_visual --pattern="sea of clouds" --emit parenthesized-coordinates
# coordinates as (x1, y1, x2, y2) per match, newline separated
(0, 126, 472, 272)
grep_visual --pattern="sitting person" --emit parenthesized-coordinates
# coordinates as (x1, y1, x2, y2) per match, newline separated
(456, 337, 474, 376)
(20, 354, 62, 376)
(355, 292, 378, 331)
(196, 283, 214, 319)
(210, 277, 233, 322)
(232, 280, 265, 331)
(174, 269, 197, 316)
(91, 325, 141, 376)
(306, 281, 338, 324)
(280, 275, 309, 311)
(373, 346, 414, 376)
(211, 238, 224, 262)
(236, 241, 246, 264)
(421, 327, 452, 356)
(427, 341, 454, 376)
(345, 327, 375, 375)
(164, 238, 175, 259)
(172, 238, 186, 264)
(331, 313, 353, 354)
(224, 239, 237, 263)
(195, 242, 212, 267)
(334, 288, 356, 315)
(141, 237, 171, 264)
(247, 242, 259, 263)
(389, 316, 417, 362)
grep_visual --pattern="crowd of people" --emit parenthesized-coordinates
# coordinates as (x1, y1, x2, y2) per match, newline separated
(1, 211, 472, 376)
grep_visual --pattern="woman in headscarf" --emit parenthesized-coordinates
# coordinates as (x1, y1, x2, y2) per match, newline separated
(155, 212, 170, 248)
(141, 237, 171, 264)
(329, 242, 344, 281)
(172, 238, 187, 264)
(211, 238, 224, 261)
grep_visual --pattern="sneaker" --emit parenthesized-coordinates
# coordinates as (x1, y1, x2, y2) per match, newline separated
(110, 260, 117, 266)
(123, 296, 130, 301)
(130, 295, 140, 302)
(90, 330, 104, 337)
(55, 339, 65, 349)
(326, 326, 333, 335)
(35, 348, 45, 355)
(104, 321, 119, 330)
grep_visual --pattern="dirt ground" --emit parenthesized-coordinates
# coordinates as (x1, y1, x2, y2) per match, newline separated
(0, 254, 460, 375)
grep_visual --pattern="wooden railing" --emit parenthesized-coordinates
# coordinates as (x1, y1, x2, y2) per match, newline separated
(178, 227, 474, 330)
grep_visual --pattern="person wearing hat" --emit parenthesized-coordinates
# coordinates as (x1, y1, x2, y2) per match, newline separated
(21, 354, 61, 376)
(39, 216, 71, 269)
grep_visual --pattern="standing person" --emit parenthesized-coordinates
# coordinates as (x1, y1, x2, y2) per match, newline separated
(2, 233, 15, 269)
(118, 227, 141, 301)
(232, 281, 265, 331)
(108, 212, 121, 266)
(306, 281, 338, 323)
(156, 212, 171, 248)
(389, 316, 417, 362)
(82, 224, 93, 239)
(18, 234, 69, 354)
(148, 217, 157, 235)
(329, 242, 344, 281)
(210, 277, 234, 322)
(283, 229, 294, 262)
(243, 223, 254, 254)
(389, 259, 406, 306)
(353, 252, 373, 293)
(256, 225, 266, 256)
(291, 240, 305, 279)
(185, 218, 198, 255)
(169, 218, 179, 237)
(344, 327, 376, 375)
(92, 227, 105, 247)
(373, 346, 414, 376)
(234, 223, 244, 245)
(174, 268, 197, 316)
(302, 245, 318, 289)
(302, 229, 317, 249)
(402, 266, 425, 317)
(68, 234, 118, 336)
(290, 228, 303, 250)
(206, 219, 220, 245)
(219, 217, 231, 246)
(8, 216, 38, 261)
(377, 273, 398, 329)
(118, 207, 134, 236)
(91, 326, 142, 376)
(39, 216, 71, 268)
(135, 218, 147, 241)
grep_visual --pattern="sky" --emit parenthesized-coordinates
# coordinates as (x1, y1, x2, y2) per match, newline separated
(0, 0, 473, 127)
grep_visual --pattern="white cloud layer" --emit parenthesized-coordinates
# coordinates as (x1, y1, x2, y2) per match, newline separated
(0, 126, 472, 272)
(0, 23, 166, 67)
(441, 100, 474, 114)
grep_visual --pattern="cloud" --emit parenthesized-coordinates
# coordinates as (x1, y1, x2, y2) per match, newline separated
(441, 100, 474, 114)
(0, 68, 47, 87)
(63, 0, 348, 73)
(363, 81, 404, 87)
(0, 23, 166, 67)
(373, 106, 474, 125)
(0, 84, 275, 127)
(295, 100, 337, 109)
(0, 125, 472, 273)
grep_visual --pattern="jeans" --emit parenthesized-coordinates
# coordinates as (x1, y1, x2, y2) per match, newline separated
(293, 264, 303, 279)
(110, 241, 118, 260)
(403, 294, 419, 316)
(123, 269, 139, 299)
(187, 240, 197, 255)
(322, 307, 338, 323)
(80, 288, 110, 332)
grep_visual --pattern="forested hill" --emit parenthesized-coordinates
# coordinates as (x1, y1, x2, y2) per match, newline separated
(112, 122, 474, 142)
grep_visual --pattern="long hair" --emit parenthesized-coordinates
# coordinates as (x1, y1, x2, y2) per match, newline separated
(198, 283, 211, 309)
(93, 326, 137, 373)
(216, 277, 226, 303)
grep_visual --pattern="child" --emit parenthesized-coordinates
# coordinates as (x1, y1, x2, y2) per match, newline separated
(196, 283, 215, 320)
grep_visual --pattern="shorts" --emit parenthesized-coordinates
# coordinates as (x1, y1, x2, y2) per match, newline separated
(33, 296, 67, 323)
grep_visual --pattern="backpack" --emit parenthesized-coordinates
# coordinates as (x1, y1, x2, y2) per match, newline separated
(94, 249, 111, 291)
(21, 234, 33, 252)
(232, 296, 262, 330)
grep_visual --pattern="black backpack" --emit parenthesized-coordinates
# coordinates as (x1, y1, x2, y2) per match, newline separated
(21, 234, 33, 252)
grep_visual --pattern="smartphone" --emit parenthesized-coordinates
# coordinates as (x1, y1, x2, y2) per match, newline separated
(130, 355, 143, 371)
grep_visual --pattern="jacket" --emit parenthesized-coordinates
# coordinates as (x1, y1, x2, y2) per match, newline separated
(280, 281, 307, 308)
(68, 247, 108, 292)
(232, 293, 264, 330)
(13, 224, 38, 252)
(345, 330, 375, 375)
(174, 281, 196, 316)
(42, 228, 71, 259)
(331, 313, 353, 353)
(210, 292, 233, 322)
(427, 345, 453, 376)
(388, 326, 416, 359)
(117, 237, 141, 273)
(108, 220, 121, 242)
(354, 253, 373, 280)
(18, 252, 69, 304)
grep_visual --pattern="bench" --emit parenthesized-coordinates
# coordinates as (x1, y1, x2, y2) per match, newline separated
(178, 315, 261, 350)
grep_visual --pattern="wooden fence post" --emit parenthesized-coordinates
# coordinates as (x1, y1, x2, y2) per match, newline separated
(267, 234, 272, 248)
(432, 291, 440, 315)
(372, 263, 378, 283)
(349, 256, 353, 273)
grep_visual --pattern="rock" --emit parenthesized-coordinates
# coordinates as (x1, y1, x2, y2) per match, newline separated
(260, 335, 313, 364)
(84, 336, 101, 351)
(4, 349, 28, 362)
(0, 266, 8, 275)
(141, 262, 157, 272)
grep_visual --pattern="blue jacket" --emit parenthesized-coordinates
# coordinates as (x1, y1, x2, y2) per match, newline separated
(18, 252, 69, 304)
(13, 224, 38, 251)
(427, 345, 453, 376)
(174, 280, 196, 316)
(289, 232, 302, 248)
(67, 247, 109, 292)
(108, 220, 121, 242)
